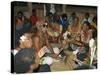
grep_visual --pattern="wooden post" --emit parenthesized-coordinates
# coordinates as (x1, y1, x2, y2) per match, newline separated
(44, 4, 46, 17)
(62, 5, 66, 13)
(27, 2, 32, 16)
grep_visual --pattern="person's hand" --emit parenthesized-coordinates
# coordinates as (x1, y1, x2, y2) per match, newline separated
(50, 53, 61, 60)
(51, 53, 58, 58)
(38, 46, 46, 58)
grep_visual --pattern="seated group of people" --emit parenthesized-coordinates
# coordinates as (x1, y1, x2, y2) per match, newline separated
(12, 9, 97, 73)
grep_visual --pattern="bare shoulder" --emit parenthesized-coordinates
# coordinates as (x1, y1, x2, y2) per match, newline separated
(32, 35, 40, 42)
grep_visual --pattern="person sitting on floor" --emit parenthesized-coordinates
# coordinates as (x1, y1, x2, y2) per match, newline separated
(32, 20, 60, 59)
(81, 21, 92, 44)
(68, 12, 78, 25)
(15, 11, 32, 35)
(15, 11, 25, 36)
(62, 17, 82, 51)
(14, 33, 51, 73)
(14, 48, 39, 73)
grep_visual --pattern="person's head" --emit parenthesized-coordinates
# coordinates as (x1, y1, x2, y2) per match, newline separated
(85, 12, 90, 19)
(19, 33, 33, 48)
(36, 20, 48, 33)
(54, 12, 60, 20)
(47, 12, 53, 17)
(17, 11, 23, 18)
(73, 17, 79, 26)
(41, 23, 48, 33)
(14, 48, 39, 73)
(32, 9, 36, 16)
(71, 12, 76, 18)
(82, 21, 91, 31)
(62, 13, 67, 21)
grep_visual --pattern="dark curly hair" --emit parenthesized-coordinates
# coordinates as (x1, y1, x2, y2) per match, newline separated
(14, 48, 36, 73)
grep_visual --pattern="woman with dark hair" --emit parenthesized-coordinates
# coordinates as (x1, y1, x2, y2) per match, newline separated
(15, 11, 24, 31)
(75, 21, 93, 64)
(81, 21, 92, 44)
(15, 11, 32, 36)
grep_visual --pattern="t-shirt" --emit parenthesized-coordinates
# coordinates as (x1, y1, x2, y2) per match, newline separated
(30, 16, 37, 25)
